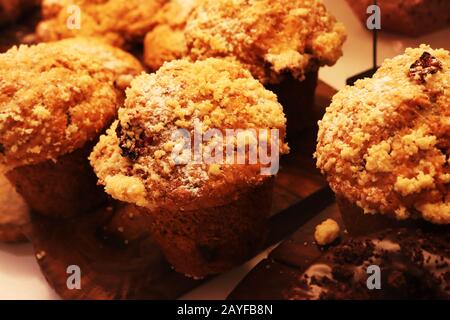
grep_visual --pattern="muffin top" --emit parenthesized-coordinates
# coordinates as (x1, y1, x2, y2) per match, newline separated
(186, 0, 346, 84)
(316, 45, 450, 224)
(37, 0, 168, 47)
(144, 0, 346, 83)
(144, 0, 199, 71)
(0, 37, 143, 172)
(90, 58, 289, 211)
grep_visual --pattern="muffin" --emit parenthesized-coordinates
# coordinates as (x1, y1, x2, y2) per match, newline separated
(144, 0, 199, 70)
(0, 38, 143, 218)
(346, 0, 450, 37)
(316, 45, 449, 235)
(36, 0, 168, 47)
(144, 0, 346, 136)
(90, 58, 289, 278)
(0, 0, 40, 26)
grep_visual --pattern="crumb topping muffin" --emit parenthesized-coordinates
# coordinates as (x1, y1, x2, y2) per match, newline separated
(37, 0, 168, 47)
(184, 0, 346, 84)
(316, 45, 450, 224)
(90, 58, 289, 211)
(0, 38, 143, 172)
(144, 0, 199, 71)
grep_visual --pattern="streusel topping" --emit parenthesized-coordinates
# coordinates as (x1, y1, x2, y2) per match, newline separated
(90, 58, 288, 211)
(316, 45, 450, 224)
(0, 38, 143, 171)
(185, 0, 346, 84)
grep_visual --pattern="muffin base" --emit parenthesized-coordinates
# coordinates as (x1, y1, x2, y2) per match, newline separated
(266, 71, 318, 139)
(143, 178, 275, 279)
(336, 195, 414, 236)
(6, 143, 107, 219)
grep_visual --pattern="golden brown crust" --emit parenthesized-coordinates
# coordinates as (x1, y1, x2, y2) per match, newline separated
(143, 0, 346, 83)
(316, 45, 450, 224)
(186, 0, 346, 84)
(144, 25, 188, 72)
(143, 0, 199, 71)
(90, 58, 288, 211)
(0, 38, 143, 171)
(37, 0, 168, 47)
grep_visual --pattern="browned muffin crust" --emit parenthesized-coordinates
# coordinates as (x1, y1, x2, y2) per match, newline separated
(90, 58, 288, 212)
(144, 0, 199, 71)
(144, 0, 346, 83)
(0, 38, 143, 172)
(37, 0, 168, 47)
(316, 45, 450, 224)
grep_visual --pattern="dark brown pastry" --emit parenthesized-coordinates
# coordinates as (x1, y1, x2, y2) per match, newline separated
(288, 226, 450, 299)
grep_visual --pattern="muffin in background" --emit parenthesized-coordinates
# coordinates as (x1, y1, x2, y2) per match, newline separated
(144, 0, 346, 136)
(346, 0, 450, 37)
(90, 58, 289, 278)
(0, 38, 143, 218)
(316, 45, 449, 234)
(144, 0, 199, 71)
(0, 0, 40, 26)
(36, 0, 168, 47)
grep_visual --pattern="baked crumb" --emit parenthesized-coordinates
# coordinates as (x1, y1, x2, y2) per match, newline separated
(314, 219, 340, 246)
(36, 250, 46, 260)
